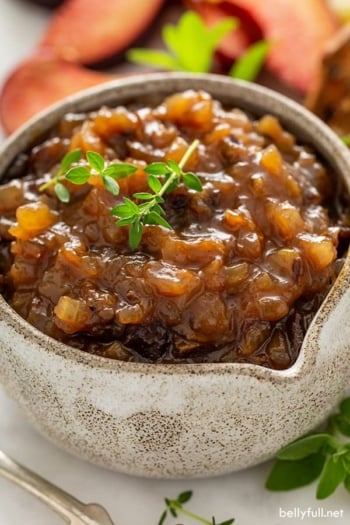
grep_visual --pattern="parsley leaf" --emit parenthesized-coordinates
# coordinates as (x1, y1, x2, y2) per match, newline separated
(229, 40, 271, 81)
(127, 11, 236, 73)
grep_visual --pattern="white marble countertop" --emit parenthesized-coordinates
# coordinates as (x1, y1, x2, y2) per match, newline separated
(0, 1, 350, 524)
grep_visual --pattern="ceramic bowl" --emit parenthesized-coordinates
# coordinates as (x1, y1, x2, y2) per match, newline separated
(1, 73, 350, 479)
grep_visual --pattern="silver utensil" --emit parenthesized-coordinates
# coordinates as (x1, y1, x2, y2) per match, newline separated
(0, 449, 115, 525)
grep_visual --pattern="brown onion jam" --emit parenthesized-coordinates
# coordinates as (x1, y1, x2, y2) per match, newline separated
(0, 90, 349, 368)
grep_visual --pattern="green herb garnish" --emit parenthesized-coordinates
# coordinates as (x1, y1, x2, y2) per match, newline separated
(229, 40, 271, 81)
(127, 11, 236, 73)
(39, 149, 137, 203)
(127, 10, 269, 82)
(39, 149, 83, 202)
(111, 139, 201, 249)
(342, 135, 350, 146)
(40, 140, 201, 249)
(266, 396, 350, 498)
(158, 491, 234, 525)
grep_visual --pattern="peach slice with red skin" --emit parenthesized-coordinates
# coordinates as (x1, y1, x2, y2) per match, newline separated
(0, 54, 115, 135)
(39, 0, 165, 65)
(187, 0, 339, 92)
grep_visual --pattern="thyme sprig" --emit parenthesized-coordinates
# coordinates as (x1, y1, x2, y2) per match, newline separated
(39, 148, 83, 202)
(111, 139, 201, 248)
(39, 140, 201, 249)
(39, 148, 137, 203)
(158, 491, 234, 525)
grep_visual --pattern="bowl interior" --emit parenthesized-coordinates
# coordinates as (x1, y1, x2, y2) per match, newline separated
(1, 72, 350, 379)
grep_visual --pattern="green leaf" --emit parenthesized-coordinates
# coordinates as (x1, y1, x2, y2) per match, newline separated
(332, 414, 350, 437)
(133, 192, 154, 201)
(129, 219, 143, 249)
(163, 11, 232, 73)
(123, 197, 140, 214)
(162, 12, 207, 72)
(162, 23, 180, 58)
(126, 48, 180, 70)
(111, 204, 135, 219)
(54, 182, 70, 203)
(230, 40, 271, 82)
(177, 490, 192, 504)
(65, 166, 90, 185)
(111, 198, 139, 218)
(163, 173, 179, 194)
(60, 149, 82, 172)
(147, 174, 163, 193)
(277, 434, 334, 460)
(208, 18, 237, 49)
(151, 203, 166, 216)
(103, 175, 120, 196)
(158, 510, 167, 525)
(167, 159, 182, 176)
(103, 163, 137, 179)
(344, 474, 350, 491)
(316, 455, 347, 499)
(341, 449, 350, 474)
(86, 151, 105, 173)
(266, 454, 326, 491)
(217, 519, 235, 525)
(144, 162, 169, 175)
(116, 216, 135, 227)
(183, 172, 203, 191)
(340, 397, 350, 417)
(164, 499, 178, 518)
(144, 211, 172, 229)
(342, 135, 350, 146)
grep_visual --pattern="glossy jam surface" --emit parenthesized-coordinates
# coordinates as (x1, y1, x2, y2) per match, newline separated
(0, 90, 347, 368)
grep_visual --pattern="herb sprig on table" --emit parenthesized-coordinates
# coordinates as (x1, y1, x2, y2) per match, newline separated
(127, 11, 270, 83)
(39, 140, 201, 249)
(266, 396, 350, 498)
(158, 491, 234, 525)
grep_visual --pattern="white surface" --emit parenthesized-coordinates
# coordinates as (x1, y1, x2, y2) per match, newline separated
(0, 1, 350, 524)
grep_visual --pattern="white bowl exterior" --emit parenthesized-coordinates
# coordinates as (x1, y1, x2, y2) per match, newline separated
(1, 73, 350, 478)
(0, 297, 349, 478)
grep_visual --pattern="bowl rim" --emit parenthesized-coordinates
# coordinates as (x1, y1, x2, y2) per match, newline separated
(1, 71, 350, 381)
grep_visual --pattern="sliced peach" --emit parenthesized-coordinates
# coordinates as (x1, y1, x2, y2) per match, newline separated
(188, 0, 338, 92)
(39, 0, 165, 65)
(0, 54, 114, 135)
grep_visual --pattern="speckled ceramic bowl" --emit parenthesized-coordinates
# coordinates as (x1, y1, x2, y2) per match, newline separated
(1, 73, 350, 479)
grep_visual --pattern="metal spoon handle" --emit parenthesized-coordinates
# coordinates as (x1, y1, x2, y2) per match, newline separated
(0, 450, 98, 524)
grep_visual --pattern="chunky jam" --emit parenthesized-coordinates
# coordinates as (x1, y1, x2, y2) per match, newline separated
(0, 90, 348, 368)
